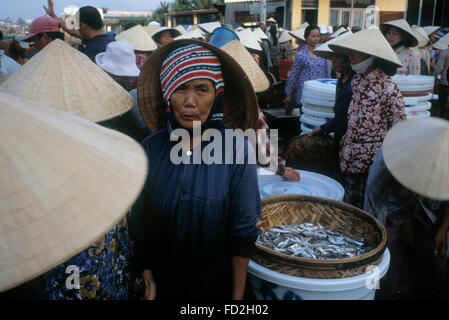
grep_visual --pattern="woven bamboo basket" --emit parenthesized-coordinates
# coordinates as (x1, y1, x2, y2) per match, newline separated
(253, 194, 387, 279)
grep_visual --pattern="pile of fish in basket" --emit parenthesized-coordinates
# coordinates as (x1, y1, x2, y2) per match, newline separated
(257, 222, 372, 260)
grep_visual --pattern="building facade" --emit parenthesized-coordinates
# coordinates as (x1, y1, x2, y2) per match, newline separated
(223, 0, 445, 31)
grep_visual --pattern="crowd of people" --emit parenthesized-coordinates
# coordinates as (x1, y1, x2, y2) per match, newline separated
(0, 0, 449, 301)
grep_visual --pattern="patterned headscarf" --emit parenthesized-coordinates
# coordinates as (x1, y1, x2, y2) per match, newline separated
(159, 44, 226, 135)
(160, 43, 225, 104)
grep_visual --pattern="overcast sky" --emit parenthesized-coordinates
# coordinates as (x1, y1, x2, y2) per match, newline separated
(1, 0, 163, 20)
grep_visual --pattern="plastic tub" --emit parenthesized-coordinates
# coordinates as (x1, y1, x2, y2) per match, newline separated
(258, 170, 344, 201)
(302, 105, 335, 118)
(403, 93, 432, 106)
(300, 114, 327, 127)
(248, 249, 390, 300)
(404, 101, 431, 112)
(406, 110, 431, 119)
(391, 75, 434, 93)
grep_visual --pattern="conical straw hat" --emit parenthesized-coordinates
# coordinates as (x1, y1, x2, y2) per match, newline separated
(411, 26, 430, 48)
(289, 23, 309, 41)
(380, 19, 419, 47)
(198, 21, 221, 34)
(137, 39, 260, 133)
(0, 39, 133, 122)
(423, 26, 440, 36)
(432, 32, 449, 50)
(266, 17, 276, 23)
(175, 25, 187, 35)
(186, 25, 205, 35)
(328, 28, 403, 67)
(314, 31, 353, 60)
(115, 24, 158, 52)
(236, 28, 262, 51)
(383, 117, 449, 201)
(252, 27, 268, 41)
(278, 30, 293, 43)
(152, 27, 182, 42)
(174, 29, 205, 40)
(0, 92, 148, 292)
(331, 26, 348, 38)
(143, 25, 160, 37)
(221, 39, 269, 93)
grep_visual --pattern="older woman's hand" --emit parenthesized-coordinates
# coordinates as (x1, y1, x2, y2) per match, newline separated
(281, 167, 300, 182)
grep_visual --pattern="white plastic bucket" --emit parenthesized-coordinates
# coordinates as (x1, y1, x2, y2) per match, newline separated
(248, 249, 390, 300)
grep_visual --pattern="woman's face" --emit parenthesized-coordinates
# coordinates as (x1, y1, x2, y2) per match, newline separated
(330, 54, 346, 72)
(429, 31, 438, 43)
(385, 26, 403, 46)
(158, 31, 173, 46)
(170, 79, 216, 129)
(307, 29, 321, 48)
(348, 52, 371, 64)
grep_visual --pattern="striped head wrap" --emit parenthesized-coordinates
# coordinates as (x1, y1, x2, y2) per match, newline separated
(160, 43, 225, 103)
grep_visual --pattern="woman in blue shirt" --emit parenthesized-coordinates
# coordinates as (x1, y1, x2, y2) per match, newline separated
(130, 40, 262, 300)
(284, 25, 331, 112)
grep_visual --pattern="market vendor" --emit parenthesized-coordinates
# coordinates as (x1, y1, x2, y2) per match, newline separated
(151, 27, 181, 47)
(364, 117, 449, 299)
(310, 31, 354, 165)
(380, 19, 421, 75)
(130, 40, 262, 300)
(328, 28, 407, 209)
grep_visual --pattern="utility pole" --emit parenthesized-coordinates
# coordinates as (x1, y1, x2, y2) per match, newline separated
(417, 0, 423, 26)
(260, 0, 267, 23)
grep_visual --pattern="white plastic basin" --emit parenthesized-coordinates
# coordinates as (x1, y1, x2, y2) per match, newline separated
(248, 249, 390, 300)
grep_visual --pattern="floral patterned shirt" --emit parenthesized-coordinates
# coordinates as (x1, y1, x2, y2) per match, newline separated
(285, 48, 331, 105)
(395, 45, 421, 75)
(340, 68, 406, 174)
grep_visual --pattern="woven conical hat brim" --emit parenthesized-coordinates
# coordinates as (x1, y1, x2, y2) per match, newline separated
(115, 25, 158, 51)
(253, 27, 268, 40)
(331, 26, 348, 38)
(175, 25, 187, 35)
(143, 25, 160, 37)
(0, 39, 133, 122)
(423, 26, 440, 36)
(412, 27, 430, 48)
(289, 26, 307, 41)
(198, 22, 221, 34)
(383, 117, 449, 200)
(221, 40, 269, 93)
(236, 28, 262, 51)
(0, 92, 148, 292)
(328, 29, 403, 68)
(314, 31, 353, 60)
(381, 19, 419, 47)
(152, 28, 182, 41)
(137, 39, 259, 133)
(279, 31, 293, 43)
(174, 30, 205, 40)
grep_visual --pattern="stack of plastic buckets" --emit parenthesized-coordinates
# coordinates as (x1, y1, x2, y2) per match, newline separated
(391, 75, 434, 119)
(300, 79, 337, 134)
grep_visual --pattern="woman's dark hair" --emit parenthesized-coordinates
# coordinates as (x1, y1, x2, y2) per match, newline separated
(270, 24, 278, 46)
(373, 57, 398, 76)
(0, 30, 3, 41)
(79, 6, 103, 30)
(9, 40, 26, 60)
(382, 25, 414, 48)
(304, 25, 320, 40)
